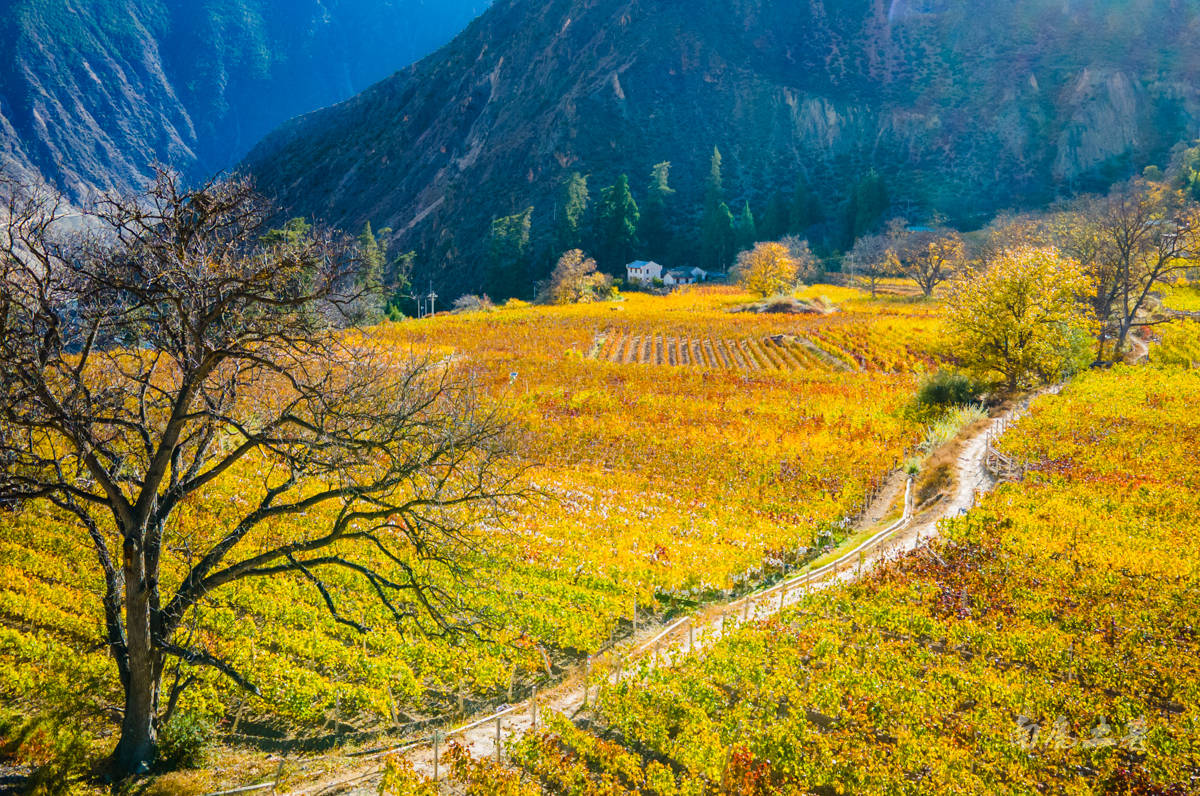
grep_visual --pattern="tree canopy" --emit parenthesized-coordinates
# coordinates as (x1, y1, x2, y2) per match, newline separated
(944, 246, 1093, 391)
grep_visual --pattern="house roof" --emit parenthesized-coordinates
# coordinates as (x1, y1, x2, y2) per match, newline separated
(627, 260, 661, 269)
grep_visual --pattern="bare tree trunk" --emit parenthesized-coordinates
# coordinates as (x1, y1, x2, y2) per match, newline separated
(112, 539, 161, 776)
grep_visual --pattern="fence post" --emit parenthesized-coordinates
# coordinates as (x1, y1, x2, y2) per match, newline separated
(432, 730, 440, 782)
(688, 620, 695, 652)
(495, 716, 503, 764)
(780, 584, 787, 611)
(583, 658, 591, 707)
(531, 687, 537, 730)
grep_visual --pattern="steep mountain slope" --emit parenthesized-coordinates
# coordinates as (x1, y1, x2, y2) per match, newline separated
(244, 0, 1200, 294)
(0, 0, 490, 198)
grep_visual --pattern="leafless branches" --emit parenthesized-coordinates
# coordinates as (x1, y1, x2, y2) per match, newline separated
(0, 168, 523, 775)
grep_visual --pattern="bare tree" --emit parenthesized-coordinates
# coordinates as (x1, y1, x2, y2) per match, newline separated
(1055, 180, 1200, 360)
(0, 171, 521, 776)
(844, 221, 904, 297)
(893, 226, 965, 297)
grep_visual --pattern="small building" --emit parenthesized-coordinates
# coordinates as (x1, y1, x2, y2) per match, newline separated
(662, 266, 708, 287)
(627, 261, 709, 287)
(625, 260, 664, 284)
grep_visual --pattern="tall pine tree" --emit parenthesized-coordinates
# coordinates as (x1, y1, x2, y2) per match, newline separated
(700, 147, 736, 270)
(556, 172, 589, 253)
(595, 174, 640, 273)
(843, 170, 889, 248)
(487, 207, 534, 299)
(789, 177, 822, 236)
(735, 200, 757, 252)
(761, 190, 789, 241)
(357, 222, 385, 295)
(641, 161, 675, 260)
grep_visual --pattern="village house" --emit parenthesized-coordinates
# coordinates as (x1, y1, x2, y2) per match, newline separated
(626, 260, 708, 287)
(625, 260, 664, 284)
(663, 266, 708, 287)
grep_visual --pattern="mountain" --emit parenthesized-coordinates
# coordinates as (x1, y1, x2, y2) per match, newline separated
(245, 0, 1200, 296)
(0, 0, 491, 199)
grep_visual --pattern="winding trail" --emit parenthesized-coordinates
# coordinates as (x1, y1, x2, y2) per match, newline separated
(281, 396, 1045, 795)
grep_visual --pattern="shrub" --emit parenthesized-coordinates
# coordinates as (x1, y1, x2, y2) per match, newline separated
(916, 370, 985, 408)
(157, 712, 213, 770)
(452, 294, 496, 313)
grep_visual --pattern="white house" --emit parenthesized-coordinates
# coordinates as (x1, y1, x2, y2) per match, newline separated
(662, 266, 708, 287)
(625, 260, 664, 284)
(626, 261, 709, 287)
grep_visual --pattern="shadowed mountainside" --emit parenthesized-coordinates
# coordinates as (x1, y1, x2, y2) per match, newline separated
(244, 0, 1200, 294)
(0, 0, 491, 198)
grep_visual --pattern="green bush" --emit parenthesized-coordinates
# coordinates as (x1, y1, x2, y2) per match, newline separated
(157, 712, 213, 771)
(915, 370, 985, 408)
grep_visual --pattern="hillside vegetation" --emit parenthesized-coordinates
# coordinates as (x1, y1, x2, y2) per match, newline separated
(245, 0, 1200, 294)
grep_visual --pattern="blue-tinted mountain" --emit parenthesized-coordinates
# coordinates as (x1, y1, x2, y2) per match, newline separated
(0, 0, 490, 198)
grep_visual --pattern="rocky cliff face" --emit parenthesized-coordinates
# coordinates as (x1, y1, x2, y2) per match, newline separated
(242, 0, 1200, 293)
(0, 0, 490, 199)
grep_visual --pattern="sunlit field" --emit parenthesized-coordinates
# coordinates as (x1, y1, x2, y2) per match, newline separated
(0, 286, 941, 748)
(488, 360, 1200, 795)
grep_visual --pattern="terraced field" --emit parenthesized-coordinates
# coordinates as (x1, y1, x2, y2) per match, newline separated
(590, 332, 836, 371)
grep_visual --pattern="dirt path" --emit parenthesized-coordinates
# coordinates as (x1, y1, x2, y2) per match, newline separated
(1128, 333, 1150, 364)
(284, 395, 1046, 795)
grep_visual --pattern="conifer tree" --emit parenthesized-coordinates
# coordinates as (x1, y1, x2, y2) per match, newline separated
(595, 174, 640, 272)
(762, 190, 789, 241)
(701, 147, 736, 269)
(357, 222, 384, 295)
(556, 172, 589, 252)
(487, 207, 534, 299)
(789, 177, 822, 235)
(735, 200, 757, 252)
(641, 161, 675, 259)
(843, 170, 889, 248)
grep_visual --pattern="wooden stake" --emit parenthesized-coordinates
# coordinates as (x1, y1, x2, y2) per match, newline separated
(432, 731, 440, 782)
(495, 717, 502, 764)
(531, 687, 538, 730)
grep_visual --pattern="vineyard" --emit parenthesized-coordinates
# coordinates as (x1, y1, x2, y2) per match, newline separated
(590, 331, 834, 371)
(462, 361, 1200, 794)
(588, 288, 942, 374)
(0, 286, 943, 786)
